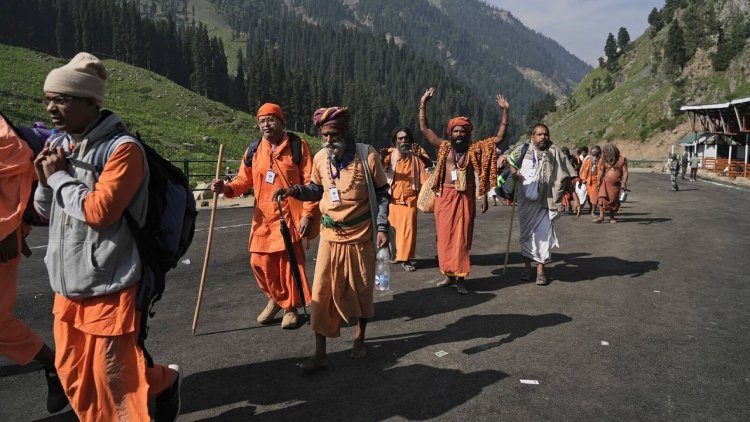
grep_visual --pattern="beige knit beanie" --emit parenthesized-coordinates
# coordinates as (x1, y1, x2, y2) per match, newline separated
(44, 52, 107, 106)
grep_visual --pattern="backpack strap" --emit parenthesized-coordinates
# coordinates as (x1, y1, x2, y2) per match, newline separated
(244, 132, 303, 168)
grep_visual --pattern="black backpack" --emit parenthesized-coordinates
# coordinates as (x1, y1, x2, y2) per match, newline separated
(90, 130, 198, 366)
(244, 132, 302, 167)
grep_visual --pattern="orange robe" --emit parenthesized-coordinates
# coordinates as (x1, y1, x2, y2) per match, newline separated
(597, 155, 626, 212)
(579, 156, 604, 205)
(431, 139, 497, 278)
(52, 143, 174, 422)
(383, 148, 430, 262)
(224, 134, 317, 309)
(309, 145, 388, 337)
(0, 119, 43, 365)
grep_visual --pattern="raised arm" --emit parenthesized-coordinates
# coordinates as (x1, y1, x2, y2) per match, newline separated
(418, 87, 442, 149)
(493, 94, 510, 146)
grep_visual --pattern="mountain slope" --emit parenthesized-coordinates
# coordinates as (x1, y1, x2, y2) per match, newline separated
(0, 44, 273, 176)
(545, 0, 750, 159)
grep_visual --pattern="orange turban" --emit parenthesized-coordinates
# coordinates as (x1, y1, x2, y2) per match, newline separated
(447, 116, 473, 136)
(313, 107, 351, 130)
(257, 103, 285, 123)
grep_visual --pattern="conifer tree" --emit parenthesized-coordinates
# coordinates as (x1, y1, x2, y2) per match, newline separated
(665, 20, 687, 72)
(604, 33, 618, 70)
(617, 27, 630, 53)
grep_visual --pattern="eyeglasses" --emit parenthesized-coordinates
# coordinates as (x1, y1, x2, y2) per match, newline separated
(42, 95, 79, 107)
(258, 117, 278, 125)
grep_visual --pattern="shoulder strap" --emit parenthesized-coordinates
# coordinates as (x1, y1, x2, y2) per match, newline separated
(244, 132, 302, 167)
(357, 143, 378, 246)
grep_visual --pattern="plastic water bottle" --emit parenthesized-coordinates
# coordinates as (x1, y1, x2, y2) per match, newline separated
(375, 247, 391, 291)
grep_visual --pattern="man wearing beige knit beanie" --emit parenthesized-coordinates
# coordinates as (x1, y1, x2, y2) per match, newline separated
(35, 53, 182, 422)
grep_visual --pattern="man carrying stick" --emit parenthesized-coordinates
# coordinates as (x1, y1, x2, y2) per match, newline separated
(211, 103, 317, 329)
(418, 87, 509, 294)
(275, 106, 390, 372)
(506, 123, 580, 286)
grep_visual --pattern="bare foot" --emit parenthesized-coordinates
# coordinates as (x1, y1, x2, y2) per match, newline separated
(298, 355, 327, 374)
(593, 217, 604, 224)
(609, 219, 618, 224)
(351, 338, 367, 359)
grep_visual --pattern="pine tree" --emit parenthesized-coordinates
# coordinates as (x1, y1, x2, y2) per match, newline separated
(648, 8, 663, 36)
(617, 27, 630, 53)
(665, 20, 687, 72)
(604, 33, 618, 71)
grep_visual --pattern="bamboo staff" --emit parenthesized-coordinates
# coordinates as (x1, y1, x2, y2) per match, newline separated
(503, 182, 518, 274)
(192, 144, 224, 335)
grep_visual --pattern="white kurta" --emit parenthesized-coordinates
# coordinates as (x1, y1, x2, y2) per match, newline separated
(517, 150, 558, 263)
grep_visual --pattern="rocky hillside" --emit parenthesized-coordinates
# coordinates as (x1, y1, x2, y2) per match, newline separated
(544, 0, 750, 159)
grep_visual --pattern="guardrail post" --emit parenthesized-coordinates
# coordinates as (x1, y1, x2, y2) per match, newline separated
(183, 159, 190, 181)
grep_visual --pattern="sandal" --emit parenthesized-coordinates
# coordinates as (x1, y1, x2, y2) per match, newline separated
(536, 273, 549, 286)
(401, 261, 416, 272)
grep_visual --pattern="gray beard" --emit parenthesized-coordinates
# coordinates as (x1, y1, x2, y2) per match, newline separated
(397, 143, 412, 156)
(327, 141, 348, 164)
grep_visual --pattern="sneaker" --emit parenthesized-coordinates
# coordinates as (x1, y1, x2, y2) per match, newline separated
(281, 309, 299, 329)
(155, 364, 182, 422)
(44, 366, 69, 413)
(257, 299, 281, 324)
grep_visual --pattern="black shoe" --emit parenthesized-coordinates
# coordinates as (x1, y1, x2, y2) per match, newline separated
(154, 364, 182, 422)
(44, 366, 69, 413)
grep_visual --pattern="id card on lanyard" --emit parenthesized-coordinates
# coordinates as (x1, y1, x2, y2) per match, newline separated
(524, 150, 538, 178)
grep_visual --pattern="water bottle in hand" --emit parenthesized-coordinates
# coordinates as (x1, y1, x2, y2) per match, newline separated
(375, 247, 391, 291)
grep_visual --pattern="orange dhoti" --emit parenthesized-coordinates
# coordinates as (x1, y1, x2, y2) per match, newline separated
(250, 241, 312, 310)
(434, 184, 474, 277)
(0, 226, 44, 365)
(53, 285, 175, 422)
(388, 201, 417, 262)
(310, 239, 375, 338)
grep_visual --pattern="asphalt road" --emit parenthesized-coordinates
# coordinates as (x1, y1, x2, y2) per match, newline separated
(2, 172, 750, 421)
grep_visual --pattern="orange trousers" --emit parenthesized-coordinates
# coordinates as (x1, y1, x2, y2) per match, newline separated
(0, 226, 44, 365)
(53, 299, 175, 421)
(388, 202, 417, 262)
(250, 242, 312, 310)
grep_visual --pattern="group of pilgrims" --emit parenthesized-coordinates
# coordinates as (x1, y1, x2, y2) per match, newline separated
(0, 52, 630, 420)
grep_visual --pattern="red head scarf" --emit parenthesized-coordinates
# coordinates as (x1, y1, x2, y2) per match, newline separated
(257, 103, 285, 123)
(313, 107, 351, 130)
(447, 116, 473, 136)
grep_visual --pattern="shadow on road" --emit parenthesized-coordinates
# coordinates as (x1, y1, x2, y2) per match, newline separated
(180, 312, 571, 420)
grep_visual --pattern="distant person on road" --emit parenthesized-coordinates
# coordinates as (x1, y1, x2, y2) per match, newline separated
(223, 166, 235, 182)
(560, 146, 579, 213)
(669, 154, 680, 191)
(595, 143, 629, 223)
(274, 106, 390, 372)
(419, 87, 508, 294)
(680, 153, 688, 180)
(506, 123, 580, 286)
(33, 52, 181, 421)
(211, 103, 318, 329)
(0, 112, 67, 415)
(578, 145, 604, 215)
(689, 155, 699, 181)
(380, 126, 433, 272)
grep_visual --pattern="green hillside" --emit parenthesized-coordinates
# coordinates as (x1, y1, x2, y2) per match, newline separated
(544, 0, 750, 158)
(0, 44, 319, 179)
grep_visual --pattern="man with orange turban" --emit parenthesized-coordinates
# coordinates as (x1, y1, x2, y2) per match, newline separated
(418, 87, 510, 294)
(275, 106, 390, 372)
(212, 103, 318, 329)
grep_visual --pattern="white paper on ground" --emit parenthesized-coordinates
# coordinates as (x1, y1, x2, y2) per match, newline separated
(434, 350, 448, 357)
(601, 341, 610, 346)
(520, 379, 539, 385)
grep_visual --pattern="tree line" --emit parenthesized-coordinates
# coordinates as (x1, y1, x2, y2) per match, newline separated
(0, 0, 519, 148)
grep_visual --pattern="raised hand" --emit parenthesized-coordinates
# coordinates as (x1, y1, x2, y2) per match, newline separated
(496, 94, 509, 109)
(420, 87, 435, 105)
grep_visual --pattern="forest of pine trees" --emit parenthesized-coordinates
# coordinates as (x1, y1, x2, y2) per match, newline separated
(0, 0, 521, 148)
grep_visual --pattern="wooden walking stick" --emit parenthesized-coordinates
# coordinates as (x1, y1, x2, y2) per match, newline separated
(192, 144, 224, 335)
(503, 182, 518, 274)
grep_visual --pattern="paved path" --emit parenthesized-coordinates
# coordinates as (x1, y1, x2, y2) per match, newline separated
(3, 173, 750, 421)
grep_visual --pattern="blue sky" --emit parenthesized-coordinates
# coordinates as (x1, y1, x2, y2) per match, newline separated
(484, 0, 665, 66)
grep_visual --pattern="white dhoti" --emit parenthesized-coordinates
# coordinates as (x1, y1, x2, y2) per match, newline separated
(517, 157, 558, 264)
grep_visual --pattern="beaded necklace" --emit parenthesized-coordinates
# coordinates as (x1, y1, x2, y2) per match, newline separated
(327, 154, 362, 195)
